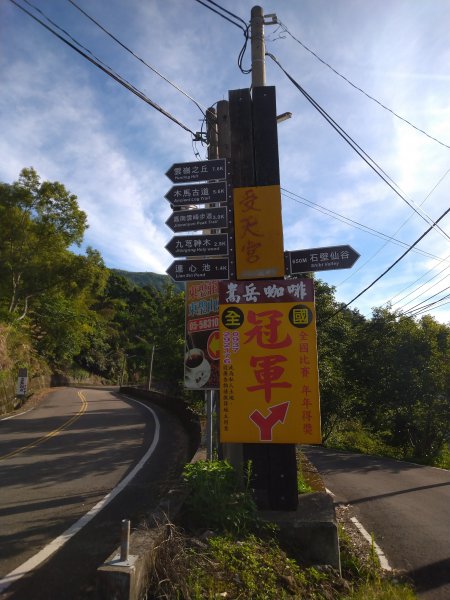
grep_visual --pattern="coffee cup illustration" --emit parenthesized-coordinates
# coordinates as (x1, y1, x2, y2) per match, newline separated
(184, 348, 211, 389)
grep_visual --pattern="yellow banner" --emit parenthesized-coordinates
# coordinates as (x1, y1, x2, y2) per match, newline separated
(233, 185, 284, 279)
(219, 280, 321, 444)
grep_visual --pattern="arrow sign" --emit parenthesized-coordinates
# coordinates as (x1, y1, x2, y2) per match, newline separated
(166, 206, 228, 233)
(285, 244, 360, 274)
(167, 258, 230, 282)
(249, 402, 290, 441)
(165, 233, 229, 258)
(165, 181, 228, 207)
(166, 158, 227, 183)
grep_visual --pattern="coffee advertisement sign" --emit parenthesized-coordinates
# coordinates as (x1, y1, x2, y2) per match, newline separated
(184, 281, 220, 390)
(219, 279, 321, 444)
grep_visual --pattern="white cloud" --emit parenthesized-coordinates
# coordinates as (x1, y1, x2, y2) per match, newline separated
(1, 0, 449, 322)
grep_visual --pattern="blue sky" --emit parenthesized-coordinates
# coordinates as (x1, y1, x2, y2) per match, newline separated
(1, 0, 449, 322)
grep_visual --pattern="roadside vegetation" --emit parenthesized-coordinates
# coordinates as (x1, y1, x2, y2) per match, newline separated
(1, 167, 449, 468)
(145, 459, 416, 599)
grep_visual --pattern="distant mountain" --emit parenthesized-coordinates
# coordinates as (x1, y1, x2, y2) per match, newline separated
(112, 269, 184, 292)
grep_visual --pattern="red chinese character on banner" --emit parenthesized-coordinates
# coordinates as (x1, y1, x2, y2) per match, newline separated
(303, 423, 313, 435)
(244, 310, 292, 349)
(241, 239, 262, 263)
(247, 355, 292, 402)
(240, 215, 263, 238)
(302, 410, 312, 422)
(239, 188, 262, 212)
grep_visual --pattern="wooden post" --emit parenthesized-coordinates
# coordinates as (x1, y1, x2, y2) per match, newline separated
(226, 85, 298, 510)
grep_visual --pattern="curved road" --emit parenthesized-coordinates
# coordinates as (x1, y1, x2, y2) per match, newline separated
(302, 445, 450, 600)
(0, 387, 191, 600)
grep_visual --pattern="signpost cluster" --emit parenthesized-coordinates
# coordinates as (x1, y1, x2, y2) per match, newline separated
(165, 159, 234, 282)
(163, 10, 360, 509)
(164, 149, 360, 508)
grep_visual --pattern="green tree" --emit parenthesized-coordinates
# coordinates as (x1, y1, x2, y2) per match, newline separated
(31, 249, 109, 368)
(315, 279, 364, 440)
(350, 307, 450, 460)
(0, 167, 87, 320)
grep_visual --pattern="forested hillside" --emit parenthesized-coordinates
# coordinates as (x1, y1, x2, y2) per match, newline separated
(1, 168, 449, 466)
(111, 269, 183, 292)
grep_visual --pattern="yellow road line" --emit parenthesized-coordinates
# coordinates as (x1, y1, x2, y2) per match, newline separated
(0, 391, 88, 461)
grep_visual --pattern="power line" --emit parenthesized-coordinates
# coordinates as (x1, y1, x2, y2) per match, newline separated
(10, 0, 198, 138)
(267, 52, 450, 243)
(192, 0, 251, 74)
(192, 0, 246, 32)
(336, 168, 450, 287)
(281, 187, 447, 263)
(393, 271, 450, 311)
(399, 286, 450, 316)
(66, 0, 208, 116)
(318, 205, 450, 324)
(389, 260, 450, 306)
(276, 20, 450, 150)
(202, 0, 248, 29)
(403, 294, 450, 319)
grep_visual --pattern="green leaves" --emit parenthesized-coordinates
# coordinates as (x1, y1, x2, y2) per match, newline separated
(0, 168, 88, 319)
(182, 460, 258, 535)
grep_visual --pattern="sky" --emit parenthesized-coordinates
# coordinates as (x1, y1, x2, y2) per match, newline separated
(1, 0, 449, 323)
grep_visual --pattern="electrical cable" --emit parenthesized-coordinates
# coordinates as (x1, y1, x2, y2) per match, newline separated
(276, 20, 450, 150)
(192, 0, 251, 74)
(267, 52, 450, 243)
(192, 0, 246, 32)
(9, 0, 198, 138)
(411, 300, 450, 318)
(238, 25, 252, 75)
(393, 271, 450, 310)
(403, 294, 450, 318)
(318, 205, 450, 324)
(281, 188, 447, 263)
(388, 261, 450, 306)
(399, 286, 450, 316)
(202, 0, 248, 29)
(66, 0, 207, 116)
(336, 168, 450, 287)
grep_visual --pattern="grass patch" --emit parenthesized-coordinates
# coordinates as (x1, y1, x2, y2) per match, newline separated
(325, 420, 450, 469)
(146, 459, 417, 599)
(149, 526, 348, 600)
(343, 579, 417, 599)
(182, 459, 259, 535)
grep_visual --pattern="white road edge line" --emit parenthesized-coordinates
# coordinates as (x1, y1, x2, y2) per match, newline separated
(350, 516, 392, 571)
(0, 396, 160, 594)
(1, 407, 35, 421)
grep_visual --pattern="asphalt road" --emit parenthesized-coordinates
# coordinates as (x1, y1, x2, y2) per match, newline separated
(0, 387, 191, 600)
(302, 445, 450, 600)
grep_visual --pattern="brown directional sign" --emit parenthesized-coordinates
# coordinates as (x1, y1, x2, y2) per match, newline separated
(166, 206, 228, 233)
(167, 258, 230, 282)
(165, 233, 229, 258)
(166, 159, 227, 183)
(165, 181, 228, 207)
(285, 245, 360, 274)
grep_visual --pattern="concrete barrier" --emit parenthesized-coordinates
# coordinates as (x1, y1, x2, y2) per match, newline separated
(97, 485, 189, 600)
(260, 492, 341, 573)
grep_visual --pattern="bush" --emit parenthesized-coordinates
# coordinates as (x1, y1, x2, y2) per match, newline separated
(182, 459, 258, 534)
(326, 420, 402, 459)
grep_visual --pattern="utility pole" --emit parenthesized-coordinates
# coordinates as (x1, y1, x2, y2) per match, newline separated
(251, 5, 266, 87)
(148, 344, 155, 391)
(221, 6, 298, 510)
(204, 105, 219, 460)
